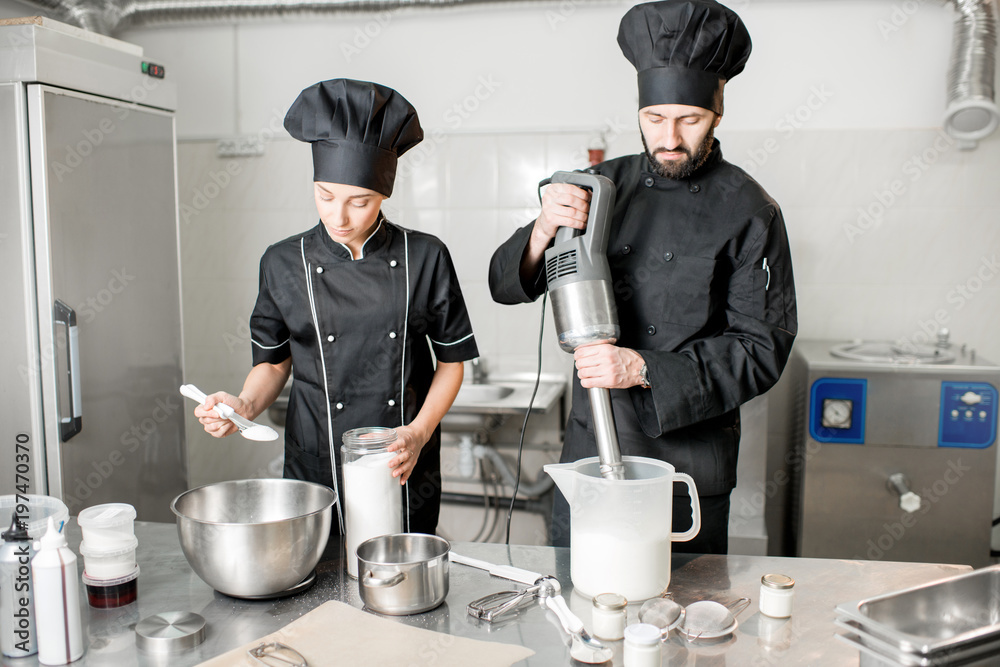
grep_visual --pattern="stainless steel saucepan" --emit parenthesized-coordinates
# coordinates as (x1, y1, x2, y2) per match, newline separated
(357, 533, 450, 615)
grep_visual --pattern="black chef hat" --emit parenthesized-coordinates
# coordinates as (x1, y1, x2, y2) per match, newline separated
(284, 79, 423, 197)
(618, 0, 752, 115)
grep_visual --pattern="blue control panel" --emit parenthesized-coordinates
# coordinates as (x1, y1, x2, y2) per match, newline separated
(939, 382, 998, 448)
(809, 378, 867, 444)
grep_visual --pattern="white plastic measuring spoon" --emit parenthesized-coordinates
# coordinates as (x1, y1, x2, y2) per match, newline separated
(180, 384, 279, 441)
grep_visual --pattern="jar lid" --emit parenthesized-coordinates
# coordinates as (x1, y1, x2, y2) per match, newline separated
(78, 503, 136, 527)
(592, 592, 628, 611)
(83, 564, 140, 586)
(624, 623, 661, 646)
(342, 427, 397, 452)
(761, 573, 795, 589)
(79, 536, 139, 557)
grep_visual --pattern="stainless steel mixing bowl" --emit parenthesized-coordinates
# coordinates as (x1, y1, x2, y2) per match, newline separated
(170, 479, 335, 597)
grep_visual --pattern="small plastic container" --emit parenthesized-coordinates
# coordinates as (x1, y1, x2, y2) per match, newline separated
(623, 623, 661, 667)
(592, 592, 628, 640)
(83, 566, 139, 609)
(759, 573, 795, 618)
(77, 503, 136, 547)
(0, 494, 69, 539)
(79, 537, 138, 579)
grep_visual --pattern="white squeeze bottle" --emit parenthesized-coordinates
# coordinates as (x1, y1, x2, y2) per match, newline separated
(31, 518, 83, 665)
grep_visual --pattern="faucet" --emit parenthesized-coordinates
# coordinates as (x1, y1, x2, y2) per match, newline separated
(471, 358, 487, 384)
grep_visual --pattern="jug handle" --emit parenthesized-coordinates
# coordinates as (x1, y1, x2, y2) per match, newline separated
(671, 473, 701, 542)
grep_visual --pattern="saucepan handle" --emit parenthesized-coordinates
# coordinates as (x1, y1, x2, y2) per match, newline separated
(362, 570, 406, 588)
(672, 473, 701, 542)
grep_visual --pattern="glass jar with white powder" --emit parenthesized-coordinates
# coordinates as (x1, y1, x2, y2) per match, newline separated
(342, 427, 402, 578)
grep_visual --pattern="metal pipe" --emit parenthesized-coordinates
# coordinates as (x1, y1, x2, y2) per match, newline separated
(14, 0, 573, 35)
(944, 0, 999, 148)
(473, 444, 554, 498)
(588, 387, 624, 480)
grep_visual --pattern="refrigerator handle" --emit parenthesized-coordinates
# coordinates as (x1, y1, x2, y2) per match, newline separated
(54, 299, 82, 442)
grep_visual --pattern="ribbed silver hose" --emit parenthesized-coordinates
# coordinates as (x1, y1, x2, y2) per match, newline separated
(17, 0, 533, 34)
(944, 0, 999, 148)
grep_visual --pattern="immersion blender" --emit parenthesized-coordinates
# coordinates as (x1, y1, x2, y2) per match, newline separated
(542, 170, 624, 480)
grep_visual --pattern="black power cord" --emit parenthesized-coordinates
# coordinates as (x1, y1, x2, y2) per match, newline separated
(504, 290, 548, 545)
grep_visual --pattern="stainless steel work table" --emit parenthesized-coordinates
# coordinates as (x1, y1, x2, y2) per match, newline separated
(21, 520, 970, 666)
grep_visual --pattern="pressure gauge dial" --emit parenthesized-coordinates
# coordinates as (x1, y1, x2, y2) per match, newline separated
(821, 398, 853, 429)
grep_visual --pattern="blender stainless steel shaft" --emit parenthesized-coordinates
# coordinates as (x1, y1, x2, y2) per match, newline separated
(543, 170, 624, 480)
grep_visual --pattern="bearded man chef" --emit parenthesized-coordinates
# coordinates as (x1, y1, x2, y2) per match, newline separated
(194, 79, 479, 537)
(489, 0, 797, 554)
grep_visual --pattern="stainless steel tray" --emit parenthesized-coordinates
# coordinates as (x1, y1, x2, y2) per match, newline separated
(836, 632, 1000, 667)
(835, 565, 1000, 655)
(835, 619, 1000, 666)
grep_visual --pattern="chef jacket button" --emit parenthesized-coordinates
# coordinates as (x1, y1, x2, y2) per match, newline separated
(316, 266, 324, 274)
(689, 183, 701, 193)
(388, 399, 396, 407)
(389, 331, 397, 339)
(664, 251, 674, 261)
(644, 177, 654, 187)
(390, 260, 398, 268)
(622, 245, 632, 255)
(336, 402, 344, 410)
(327, 335, 335, 343)
(646, 325, 656, 335)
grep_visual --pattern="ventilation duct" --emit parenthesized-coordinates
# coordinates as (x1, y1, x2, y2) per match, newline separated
(944, 0, 999, 149)
(13, 0, 536, 35)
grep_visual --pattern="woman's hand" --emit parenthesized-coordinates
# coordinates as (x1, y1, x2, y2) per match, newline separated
(386, 424, 429, 484)
(193, 392, 251, 438)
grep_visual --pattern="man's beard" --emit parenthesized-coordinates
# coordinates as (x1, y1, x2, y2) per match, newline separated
(642, 127, 715, 180)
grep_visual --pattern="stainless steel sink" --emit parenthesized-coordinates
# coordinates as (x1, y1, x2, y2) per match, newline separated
(454, 384, 515, 403)
(447, 373, 567, 416)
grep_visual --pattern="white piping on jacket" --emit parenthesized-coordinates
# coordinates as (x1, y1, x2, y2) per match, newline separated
(251, 337, 289, 350)
(429, 332, 474, 347)
(335, 218, 383, 260)
(401, 229, 411, 532)
(301, 238, 345, 534)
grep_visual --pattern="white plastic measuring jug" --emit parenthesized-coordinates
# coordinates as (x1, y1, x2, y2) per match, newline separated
(545, 456, 700, 601)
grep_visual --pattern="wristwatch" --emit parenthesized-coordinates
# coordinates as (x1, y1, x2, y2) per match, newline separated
(639, 363, 651, 389)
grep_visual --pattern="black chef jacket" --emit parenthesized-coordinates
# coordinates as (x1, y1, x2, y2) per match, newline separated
(250, 217, 479, 534)
(489, 140, 796, 502)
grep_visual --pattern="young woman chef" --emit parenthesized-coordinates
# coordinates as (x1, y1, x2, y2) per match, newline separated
(193, 79, 479, 536)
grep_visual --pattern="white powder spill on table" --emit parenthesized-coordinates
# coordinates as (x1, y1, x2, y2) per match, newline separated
(343, 451, 402, 578)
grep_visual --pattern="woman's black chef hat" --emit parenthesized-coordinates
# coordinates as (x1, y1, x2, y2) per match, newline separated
(284, 79, 423, 197)
(618, 0, 751, 115)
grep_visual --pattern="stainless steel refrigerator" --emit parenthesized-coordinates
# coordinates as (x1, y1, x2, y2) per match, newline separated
(0, 17, 186, 521)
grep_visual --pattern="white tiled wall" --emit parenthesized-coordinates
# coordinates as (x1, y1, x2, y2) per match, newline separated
(176, 124, 1000, 477)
